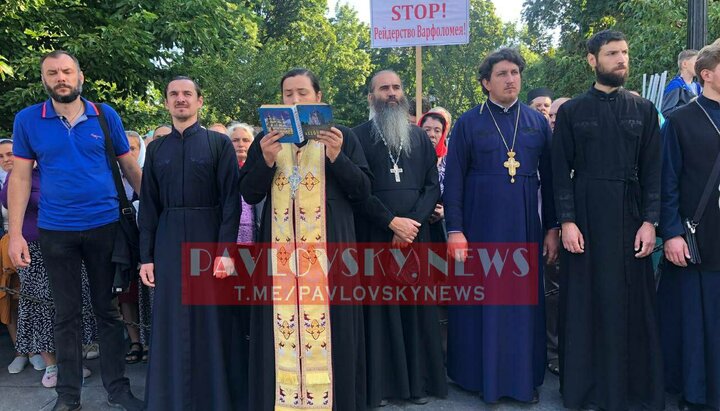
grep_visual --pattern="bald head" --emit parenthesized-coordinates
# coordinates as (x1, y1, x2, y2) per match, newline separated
(549, 97, 571, 130)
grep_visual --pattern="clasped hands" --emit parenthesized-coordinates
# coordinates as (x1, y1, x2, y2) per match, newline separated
(389, 217, 421, 247)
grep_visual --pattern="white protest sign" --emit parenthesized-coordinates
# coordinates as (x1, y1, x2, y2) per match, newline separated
(370, 0, 470, 48)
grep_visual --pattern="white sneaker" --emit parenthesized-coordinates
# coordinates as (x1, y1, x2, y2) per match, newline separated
(42, 365, 58, 388)
(7, 356, 28, 374)
(28, 354, 46, 371)
(82, 366, 91, 378)
(83, 343, 99, 360)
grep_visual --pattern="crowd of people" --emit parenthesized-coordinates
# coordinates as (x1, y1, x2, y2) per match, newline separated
(0, 29, 719, 411)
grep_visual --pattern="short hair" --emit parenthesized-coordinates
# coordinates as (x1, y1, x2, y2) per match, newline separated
(586, 30, 626, 56)
(40, 50, 81, 73)
(477, 48, 526, 95)
(677, 49, 699, 70)
(695, 44, 720, 87)
(420, 112, 447, 131)
(281, 68, 321, 94)
(164, 76, 202, 99)
(153, 124, 171, 136)
(369, 70, 402, 93)
(227, 122, 255, 138)
(409, 97, 431, 116)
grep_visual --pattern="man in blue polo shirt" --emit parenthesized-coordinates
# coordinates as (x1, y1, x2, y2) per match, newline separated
(7, 50, 143, 411)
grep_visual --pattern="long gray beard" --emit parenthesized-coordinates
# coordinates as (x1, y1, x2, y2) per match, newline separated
(371, 98, 412, 156)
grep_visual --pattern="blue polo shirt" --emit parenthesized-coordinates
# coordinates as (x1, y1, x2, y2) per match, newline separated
(12, 98, 130, 231)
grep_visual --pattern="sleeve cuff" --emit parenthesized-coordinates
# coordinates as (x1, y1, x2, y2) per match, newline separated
(13, 155, 36, 161)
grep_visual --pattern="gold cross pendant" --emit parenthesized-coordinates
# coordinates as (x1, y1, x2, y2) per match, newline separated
(503, 151, 520, 183)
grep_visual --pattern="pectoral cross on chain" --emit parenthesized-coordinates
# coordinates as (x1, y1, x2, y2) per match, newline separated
(390, 163, 403, 183)
(503, 151, 520, 183)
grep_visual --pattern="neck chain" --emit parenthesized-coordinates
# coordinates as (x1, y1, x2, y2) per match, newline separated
(373, 122, 404, 183)
(696, 99, 720, 137)
(59, 102, 84, 126)
(485, 101, 522, 183)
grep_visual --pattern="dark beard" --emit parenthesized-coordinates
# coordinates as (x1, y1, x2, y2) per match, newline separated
(595, 66, 627, 88)
(44, 82, 82, 104)
(371, 95, 412, 155)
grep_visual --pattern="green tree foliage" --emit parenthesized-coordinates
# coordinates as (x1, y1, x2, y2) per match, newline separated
(521, 0, 720, 99)
(420, 0, 506, 119)
(0, 0, 372, 134)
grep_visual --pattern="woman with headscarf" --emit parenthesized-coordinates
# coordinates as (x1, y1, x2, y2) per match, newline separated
(418, 107, 452, 243)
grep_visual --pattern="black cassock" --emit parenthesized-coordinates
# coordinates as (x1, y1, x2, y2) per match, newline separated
(552, 87, 664, 411)
(139, 123, 242, 411)
(658, 96, 720, 410)
(352, 120, 447, 407)
(239, 125, 371, 411)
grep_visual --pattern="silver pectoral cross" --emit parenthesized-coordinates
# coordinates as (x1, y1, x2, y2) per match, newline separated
(289, 165, 302, 199)
(390, 163, 403, 183)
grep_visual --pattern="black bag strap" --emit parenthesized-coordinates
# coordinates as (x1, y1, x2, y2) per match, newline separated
(94, 103, 134, 218)
(206, 128, 222, 174)
(691, 100, 720, 225)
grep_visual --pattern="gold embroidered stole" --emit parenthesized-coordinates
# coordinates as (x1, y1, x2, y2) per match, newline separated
(271, 142, 333, 410)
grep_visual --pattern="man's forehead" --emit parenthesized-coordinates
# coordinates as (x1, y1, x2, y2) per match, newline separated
(42, 55, 78, 71)
(492, 60, 519, 72)
(167, 79, 197, 93)
(599, 40, 628, 53)
(374, 73, 402, 87)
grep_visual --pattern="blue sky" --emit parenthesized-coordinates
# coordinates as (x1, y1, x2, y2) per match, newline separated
(327, 0, 525, 24)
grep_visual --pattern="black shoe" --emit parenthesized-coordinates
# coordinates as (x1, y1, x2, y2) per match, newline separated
(378, 399, 389, 407)
(678, 398, 704, 411)
(52, 399, 81, 411)
(107, 391, 144, 411)
(410, 396, 430, 405)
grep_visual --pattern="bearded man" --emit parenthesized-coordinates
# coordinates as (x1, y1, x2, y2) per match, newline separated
(352, 70, 446, 408)
(9, 49, 143, 411)
(552, 30, 664, 411)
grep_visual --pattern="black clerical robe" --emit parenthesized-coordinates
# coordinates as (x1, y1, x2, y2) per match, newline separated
(552, 87, 664, 411)
(352, 120, 447, 407)
(239, 125, 371, 411)
(138, 123, 241, 411)
(658, 95, 720, 409)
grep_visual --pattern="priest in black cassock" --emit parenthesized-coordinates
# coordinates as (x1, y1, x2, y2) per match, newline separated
(552, 30, 664, 411)
(352, 70, 447, 407)
(138, 77, 242, 411)
(658, 44, 720, 411)
(239, 68, 371, 411)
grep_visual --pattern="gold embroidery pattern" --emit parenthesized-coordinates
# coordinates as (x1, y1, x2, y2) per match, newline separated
(275, 172, 289, 191)
(272, 141, 332, 411)
(300, 172, 320, 191)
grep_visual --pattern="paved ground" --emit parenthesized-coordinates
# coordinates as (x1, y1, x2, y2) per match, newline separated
(0, 325, 566, 411)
